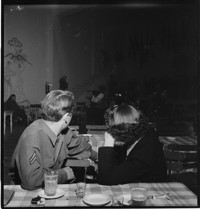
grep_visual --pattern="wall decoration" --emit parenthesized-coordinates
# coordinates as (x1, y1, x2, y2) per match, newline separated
(5, 37, 32, 65)
(4, 37, 32, 101)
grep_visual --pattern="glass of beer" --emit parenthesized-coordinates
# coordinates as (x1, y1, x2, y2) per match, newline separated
(44, 170, 58, 196)
(130, 187, 148, 206)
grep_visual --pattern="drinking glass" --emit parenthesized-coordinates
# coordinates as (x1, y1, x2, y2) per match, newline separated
(44, 170, 58, 196)
(130, 187, 148, 206)
(76, 182, 86, 198)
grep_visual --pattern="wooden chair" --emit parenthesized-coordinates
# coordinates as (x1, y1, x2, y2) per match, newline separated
(86, 125, 107, 134)
(164, 144, 197, 193)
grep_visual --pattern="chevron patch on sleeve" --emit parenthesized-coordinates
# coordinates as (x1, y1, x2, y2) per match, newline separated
(29, 151, 39, 165)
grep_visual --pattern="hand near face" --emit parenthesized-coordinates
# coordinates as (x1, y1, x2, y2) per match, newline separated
(104, 132, 115, 147)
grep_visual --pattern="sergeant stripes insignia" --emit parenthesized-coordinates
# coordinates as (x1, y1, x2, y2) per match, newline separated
(29, 151, 39, 165)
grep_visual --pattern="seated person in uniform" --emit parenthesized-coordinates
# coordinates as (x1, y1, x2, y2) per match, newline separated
(9, 90, 97, 190)
(98, 104, 167, 185)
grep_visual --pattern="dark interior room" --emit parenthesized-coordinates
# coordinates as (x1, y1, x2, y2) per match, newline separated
(2, 0, 199, 207)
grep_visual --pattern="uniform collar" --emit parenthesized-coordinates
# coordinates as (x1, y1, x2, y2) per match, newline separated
(39, 119, 59, 146)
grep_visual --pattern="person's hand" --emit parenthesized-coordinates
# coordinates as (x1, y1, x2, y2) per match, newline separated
(63, 167, 75, 180)
(104, 132, 115, 147)
(90, 161, 98, 172)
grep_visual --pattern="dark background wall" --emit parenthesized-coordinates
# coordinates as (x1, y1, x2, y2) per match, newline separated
(54, 3, 198, 102)
(4, 2, 198, 104)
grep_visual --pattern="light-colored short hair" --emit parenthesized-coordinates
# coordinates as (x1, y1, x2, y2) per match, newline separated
(41, 90, 74, 122)
(113, 104, 140, 125)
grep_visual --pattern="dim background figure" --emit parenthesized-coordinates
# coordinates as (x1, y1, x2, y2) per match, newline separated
(59, 75, 68, 91)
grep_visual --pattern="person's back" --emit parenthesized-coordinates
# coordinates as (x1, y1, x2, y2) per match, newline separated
(9, 121, 42, 187)
(98, 104, 167, 185)
(4, 94, 19, 111)
(9, 90, 97, 190)
(126, 127, 167, 183)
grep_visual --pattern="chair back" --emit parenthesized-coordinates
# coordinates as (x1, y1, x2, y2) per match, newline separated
(164, 144, 197, 180)
(86, 125, 107, 134)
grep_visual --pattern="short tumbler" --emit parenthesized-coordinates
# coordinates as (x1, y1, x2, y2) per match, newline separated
(130, 187, 148, 206)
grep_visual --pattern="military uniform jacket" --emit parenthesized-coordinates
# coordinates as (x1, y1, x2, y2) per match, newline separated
(10, 119, 96, 190)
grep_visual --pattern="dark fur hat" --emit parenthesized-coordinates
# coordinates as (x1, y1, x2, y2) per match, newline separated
(107, 115, 149, 148)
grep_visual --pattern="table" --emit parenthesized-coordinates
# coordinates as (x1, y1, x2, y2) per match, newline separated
(4, 111, 13, 135)
(159, 135, 197, 145)
(4, 182, 197, 207)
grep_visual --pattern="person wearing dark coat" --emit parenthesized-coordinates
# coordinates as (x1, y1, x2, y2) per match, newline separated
(4, 94, 27, 123)
(59, 75, 68, 90)
(98, 104, 168, 185)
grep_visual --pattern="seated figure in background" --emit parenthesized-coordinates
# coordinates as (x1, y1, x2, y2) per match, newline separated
(4, 94, 27, 123)
(98, 104, 167, 185)
(88, 86, 107, 124)
(59, 75, 68, 90)
(9, 90, 97, 190)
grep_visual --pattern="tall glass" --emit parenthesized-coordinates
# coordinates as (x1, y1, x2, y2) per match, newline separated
(44, 170, 58, 196)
